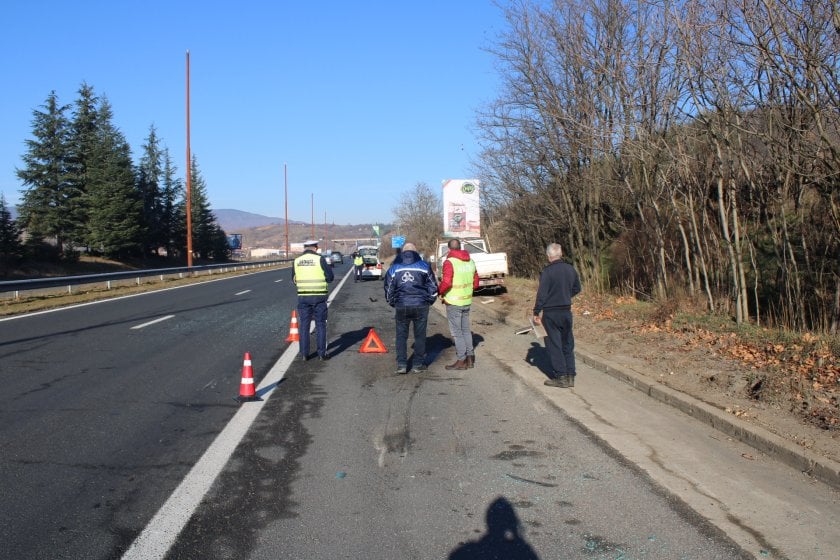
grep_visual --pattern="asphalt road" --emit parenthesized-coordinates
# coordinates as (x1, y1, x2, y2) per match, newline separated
(0, 265, 303, 559)
(1, 263, 756, 559)
(163, 274, 750, 560)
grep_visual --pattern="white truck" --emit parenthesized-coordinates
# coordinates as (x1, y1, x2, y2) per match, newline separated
(433, 237, 508, 290)
(357, 245, 383, 279)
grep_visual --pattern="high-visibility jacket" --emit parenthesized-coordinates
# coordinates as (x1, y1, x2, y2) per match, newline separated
(445, 257, 476, 306)
(354, 256, 363, 266)
(294, 253, 328, 295)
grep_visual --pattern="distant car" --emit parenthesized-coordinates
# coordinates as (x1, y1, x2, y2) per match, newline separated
(322, 251, 333, 266)
(331, 251, 344, 264)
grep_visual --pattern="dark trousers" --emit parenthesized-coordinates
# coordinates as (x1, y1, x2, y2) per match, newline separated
(354, 265, 363, 281)
(395, 305, 429, 367)
(543, 308, 575, 376)
(298, 299, 328, 358)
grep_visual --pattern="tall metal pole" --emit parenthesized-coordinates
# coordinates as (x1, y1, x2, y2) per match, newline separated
(284, 163, 289, 257)
(324, 210, 328, 249)
(185, 50, 193, 267)
(311, 193, 315, 240)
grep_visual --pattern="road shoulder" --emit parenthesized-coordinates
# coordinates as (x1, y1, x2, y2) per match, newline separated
(440, 298, 840, 560)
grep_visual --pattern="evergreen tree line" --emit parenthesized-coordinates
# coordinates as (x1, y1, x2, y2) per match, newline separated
(476, 0, 840, 334)
(1, 83, 229, 266)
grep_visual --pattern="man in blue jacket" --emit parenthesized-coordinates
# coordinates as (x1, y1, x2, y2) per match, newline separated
(533, 242, 581, 388)
(384, 242, 438, 374)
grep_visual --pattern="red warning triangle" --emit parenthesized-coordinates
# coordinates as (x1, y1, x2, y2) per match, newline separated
(359, 328, 388, 353)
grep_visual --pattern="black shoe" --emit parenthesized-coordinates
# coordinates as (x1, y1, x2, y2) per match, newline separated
(319, 354, 330, 361)
(411, 363, 427, 373)
(297, 354, 309, 362)
(395, 365, 408, 374)
(544, 376, 570, 388)
(565, 374, 575, 387)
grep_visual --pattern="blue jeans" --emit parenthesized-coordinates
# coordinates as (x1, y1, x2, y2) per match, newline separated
(355, 265, 363, 281)
(395, 305, 429, 367)
(297, 299, 328, 358)
(542, 308, 575, 376)
(445, 304, 473, 360)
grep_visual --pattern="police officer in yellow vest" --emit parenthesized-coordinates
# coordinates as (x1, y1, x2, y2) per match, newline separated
(294, 240, 334, 361)
(438, 238, 480, 370)
(353, 252, 364, 282)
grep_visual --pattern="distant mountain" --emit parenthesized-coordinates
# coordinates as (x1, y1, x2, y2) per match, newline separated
(215, 209, 305, 232)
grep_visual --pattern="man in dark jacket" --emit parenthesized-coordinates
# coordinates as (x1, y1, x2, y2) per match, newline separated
(384, 243, 438, 374)
(533, 243, 581, 388)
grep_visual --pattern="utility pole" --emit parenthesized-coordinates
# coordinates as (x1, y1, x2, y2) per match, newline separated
(311, 193, 315, 240)
(284, 163, 289, 257)
(185, 50, 193, 267)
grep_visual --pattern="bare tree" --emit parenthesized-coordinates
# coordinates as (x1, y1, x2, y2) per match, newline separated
(392, 182, 442, 258)
(476, 0, 839, 332)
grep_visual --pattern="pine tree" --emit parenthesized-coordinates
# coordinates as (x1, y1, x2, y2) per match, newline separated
(209, 224, 231, 261)
(66, 82, 102, 249)
(84, 98, 142, 257)
(137, 125, 164, 255)
(182, 155, 219, 260)
(160, 148, 183, 259)
(170, 155, 228, 262)
(0, 193, 22, 265)
(16, 91, 74, 258)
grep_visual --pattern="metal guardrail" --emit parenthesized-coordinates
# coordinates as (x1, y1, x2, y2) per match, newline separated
(0, 259, 291, 299)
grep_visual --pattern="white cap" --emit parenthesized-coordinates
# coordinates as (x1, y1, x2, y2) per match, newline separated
(303, 239, 319, 247)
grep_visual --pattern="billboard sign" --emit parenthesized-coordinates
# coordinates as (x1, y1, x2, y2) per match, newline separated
(442, 179, 480, 237)
(227, 234, 243, 250)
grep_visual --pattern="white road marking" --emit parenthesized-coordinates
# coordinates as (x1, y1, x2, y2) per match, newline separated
(121, 264, 356, 559)
(130, 315, 175, 330)
(274, 279, 284, 283)
(121, 343, 298, 560)
(235, 290, 251, 295)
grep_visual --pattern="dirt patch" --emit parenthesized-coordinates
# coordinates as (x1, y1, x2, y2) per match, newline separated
(473, 282, 840, 465)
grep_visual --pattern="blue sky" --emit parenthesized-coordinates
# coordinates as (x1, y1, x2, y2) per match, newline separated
(1, 1, 508, 225)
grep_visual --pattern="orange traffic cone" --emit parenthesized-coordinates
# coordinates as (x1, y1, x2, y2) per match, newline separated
(235, 352, 262, 402)
(285, 310, 300, 343)
(359, 328, 388, 353)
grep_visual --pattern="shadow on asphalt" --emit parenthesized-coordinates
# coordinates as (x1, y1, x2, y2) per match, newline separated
(256, 377, 285, 398)
(421, 333, 487, 367)
(525, 341, 553, 378)
(327, 326, 374, 357)
(448, 496, 541, 559)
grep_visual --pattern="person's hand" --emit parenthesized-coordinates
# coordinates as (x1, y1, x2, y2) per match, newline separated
(533, 315, 541, 325)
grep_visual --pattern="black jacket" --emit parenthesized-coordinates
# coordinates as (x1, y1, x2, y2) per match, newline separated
(533, 260, 581, 315)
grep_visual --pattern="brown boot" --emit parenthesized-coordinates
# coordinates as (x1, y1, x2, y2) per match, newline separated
(445, 359, 467, 370)
(465, 355, 475, 368)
